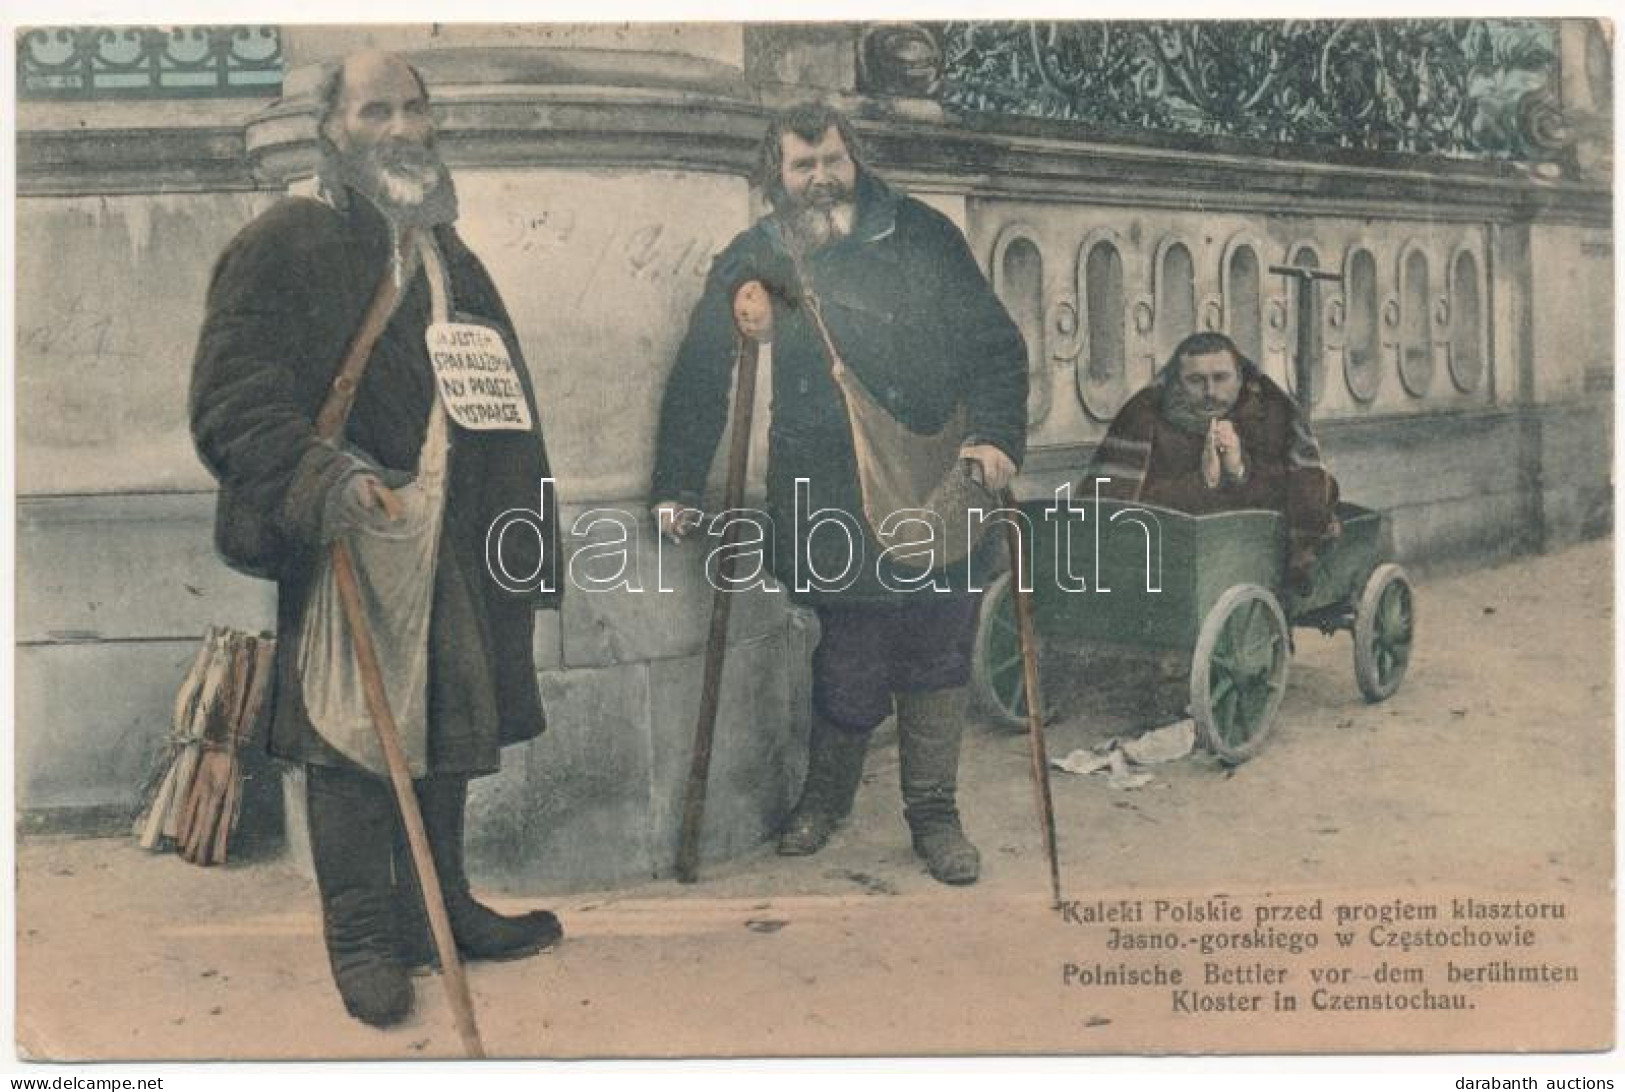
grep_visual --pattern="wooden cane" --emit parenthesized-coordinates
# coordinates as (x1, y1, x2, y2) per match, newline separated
(314, 228, 486, 1057)
(329, 543, 484, 1057)
(675, 331, 761, 884)
(999, 488, 1063, 909)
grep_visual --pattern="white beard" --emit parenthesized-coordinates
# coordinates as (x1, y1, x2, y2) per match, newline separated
(825, 202, 855, 239)
(346, 139, 444, 212)
(786, 200, 857, 252)
(321, 135, 459, 230)
(374, 166, 435, 208)
(360, 154, 441, 210)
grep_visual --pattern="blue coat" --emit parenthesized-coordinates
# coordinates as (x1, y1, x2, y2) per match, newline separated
(651, 173, 1029, 605)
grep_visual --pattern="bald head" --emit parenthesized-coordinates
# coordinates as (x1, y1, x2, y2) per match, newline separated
(318, 50, 442, 211)
(340, 49, 422, 87)
(320, 51, 431, 152)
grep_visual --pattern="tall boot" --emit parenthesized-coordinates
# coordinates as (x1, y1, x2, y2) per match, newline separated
(396, 777, 563, 969)
(307, 764, 414, 1027)
(897, 686, 980, 885)
(777, 712, 870, 856)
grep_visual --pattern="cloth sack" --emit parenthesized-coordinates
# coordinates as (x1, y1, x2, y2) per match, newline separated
(297, 234, 452, 777)
(798, 278, 997, 571)
(830, 359, 996, 570)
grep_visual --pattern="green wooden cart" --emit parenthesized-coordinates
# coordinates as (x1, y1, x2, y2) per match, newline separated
(971, 499, 1415, 763)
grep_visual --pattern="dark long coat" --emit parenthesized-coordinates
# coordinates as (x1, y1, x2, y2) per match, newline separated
(650, 173, 1029, 606)
(190, 192, 561, 777)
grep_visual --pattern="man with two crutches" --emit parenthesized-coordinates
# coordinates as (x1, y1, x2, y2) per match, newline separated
(652, 104, 1055, 891)
(191, 52, 562, 1042)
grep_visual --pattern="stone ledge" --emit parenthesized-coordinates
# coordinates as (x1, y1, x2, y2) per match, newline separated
(18, 126, 261, 196)
(19, 97, 270, 132)
(246, 46, 763, 186)
(279, 46, 749, 100)
(246, 91, 764, 186)
(867, 118, 1612, 228)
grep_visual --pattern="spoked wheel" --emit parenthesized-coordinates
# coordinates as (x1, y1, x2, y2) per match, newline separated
(970, 572, 1032, 731)
(1190, 584, 1291, 764)
(1353, 563, 1415, 702)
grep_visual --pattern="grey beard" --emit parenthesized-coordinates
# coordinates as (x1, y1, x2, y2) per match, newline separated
(784, 200, 856, 252)
(371, 162, 437, 207)
(320, 142, 459, 229)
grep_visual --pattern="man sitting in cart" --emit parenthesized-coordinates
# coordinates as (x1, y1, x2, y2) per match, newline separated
(1086, 331, 1340, 590)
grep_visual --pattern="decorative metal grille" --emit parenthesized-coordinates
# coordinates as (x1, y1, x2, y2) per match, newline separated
(939, 21, 1562, 162)
(17, 26, 282, 99)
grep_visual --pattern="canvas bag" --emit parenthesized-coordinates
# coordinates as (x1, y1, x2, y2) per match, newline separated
(799, 284, 997, 571)
(296, 234, 452, 778)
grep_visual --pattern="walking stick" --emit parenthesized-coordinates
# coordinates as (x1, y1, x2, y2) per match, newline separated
(316, 230, 486, 1057)
(999, 487, 1063, 908)
(329, 548, 483, 1056)
(675, 328, 762, 884)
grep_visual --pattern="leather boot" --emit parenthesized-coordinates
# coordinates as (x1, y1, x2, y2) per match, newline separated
(307, 764, 414, 1027)
(897, 686, 981, 885)
(396, 777, 563, 969)
(777, 712, 870, 856)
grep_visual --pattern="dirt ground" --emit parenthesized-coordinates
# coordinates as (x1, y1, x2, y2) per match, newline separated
(13, 539, 1615, 1061)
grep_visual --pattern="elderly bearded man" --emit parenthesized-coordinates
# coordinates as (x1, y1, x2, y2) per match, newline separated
(191, 51, 564, 1027)
(650, 104, 1028, 885)
(1087, 331, 1341, 587)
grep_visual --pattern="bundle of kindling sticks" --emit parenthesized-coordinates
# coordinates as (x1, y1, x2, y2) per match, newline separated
(134, 626, 276, 865)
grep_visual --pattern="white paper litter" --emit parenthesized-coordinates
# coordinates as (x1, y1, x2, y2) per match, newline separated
(1050, 718, 1197, 790)
(1122, 719, 1196, 765)
(1103, 749, 1154, 791)
(1051, 749, 1115, 775)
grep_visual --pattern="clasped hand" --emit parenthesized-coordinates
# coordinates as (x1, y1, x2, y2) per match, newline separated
(1201, 419, 1245, 489)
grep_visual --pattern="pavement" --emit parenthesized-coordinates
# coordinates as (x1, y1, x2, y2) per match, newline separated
(13, 539, 1615, 1061)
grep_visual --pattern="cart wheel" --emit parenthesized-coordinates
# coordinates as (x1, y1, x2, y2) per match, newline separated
(1190, 584, 1290, 763)
(971, 572, 1032, 731)
(1353, 563, 1415, 702)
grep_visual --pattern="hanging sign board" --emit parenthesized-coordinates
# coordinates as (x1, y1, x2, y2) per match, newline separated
(426, 322, 533, 432)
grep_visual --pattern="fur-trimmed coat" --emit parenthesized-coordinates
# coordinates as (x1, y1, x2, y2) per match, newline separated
(190, 192, 561, 776)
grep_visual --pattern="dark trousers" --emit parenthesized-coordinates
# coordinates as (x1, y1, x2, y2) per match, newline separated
(812, 592, 982, 732)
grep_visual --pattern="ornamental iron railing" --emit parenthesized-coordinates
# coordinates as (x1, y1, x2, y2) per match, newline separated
(17, 26, 282, 99)
(909, 20, 1565, 162)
